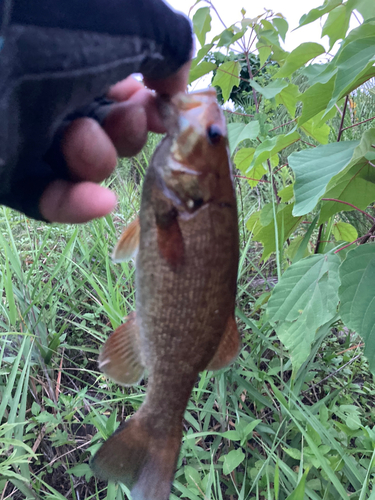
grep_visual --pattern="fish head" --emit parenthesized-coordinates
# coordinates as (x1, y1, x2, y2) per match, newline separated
(157, 89, 234, 212)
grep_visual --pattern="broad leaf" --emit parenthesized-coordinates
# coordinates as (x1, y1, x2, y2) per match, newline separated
(235, 148, 267, 187)
(275, 43, 325, 78)
(298, 0, 342, 27)
(332, 222, 358, 242)
(326, 36, 375, 113)
(318, 129, 375, 222)
(267, 254, 341, 370)
(299, 77, 335, 125)
(300, 115, 331, 144)
(250, 79, 289, 99)
(339, 244, 375, 374)
(273, 17, 288, 42)
(275, 84, 300, 118)
(212, 61, 241, 102)
(234, 147, 255, 172)
(250, 131, 300, 169)
(352, 0, 375, 20)
(189, 61, 216, 84)
(190, 43, 214, 69)
(322, 4, 351, 50)
(223, 449, 245, 475)
(247, 204, 303, 260)
(257, 42, 272, 66)
(228, 122, 260, 155)
(192, 7, 212, 47)
(290, 141, 359, 216)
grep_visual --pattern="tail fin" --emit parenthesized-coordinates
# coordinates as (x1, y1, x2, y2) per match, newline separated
(91, 413, 181, 500)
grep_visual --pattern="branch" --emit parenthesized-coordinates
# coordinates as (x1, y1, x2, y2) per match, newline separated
(269, 119, 297, 132)
(224, 110, 254, 118)
(314, 224, 324, 254)
(235, 174, 270, 183)
(244, 51, 259, 113)
(341, 115, 375, 132)
(337, 96, 349, 142)
(321, 198, 375, 222)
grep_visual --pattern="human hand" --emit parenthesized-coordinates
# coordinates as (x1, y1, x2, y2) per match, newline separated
(39, 59, 191, 224)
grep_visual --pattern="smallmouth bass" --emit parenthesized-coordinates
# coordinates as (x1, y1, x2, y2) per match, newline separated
(91, 89, 240, 500)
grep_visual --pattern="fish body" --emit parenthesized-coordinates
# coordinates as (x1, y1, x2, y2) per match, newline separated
(91, 89, 240, 500)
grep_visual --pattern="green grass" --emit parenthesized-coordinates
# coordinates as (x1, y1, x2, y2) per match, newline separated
(1, 127, 375, 500)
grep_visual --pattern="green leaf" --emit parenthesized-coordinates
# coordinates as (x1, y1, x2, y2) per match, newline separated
(185, 465, 202, 488)
(257, 42, 272, 66)
(339, 244, 375, 374)
(290, 141, 359, 216)
(273, 17, 288, 42)
(250, 131, 300, 169)
(212, 60, 241, 102)
(275, 43, 325, 78)
(298, 77, 335, 125)
(275, 84, 300, 118)
(298, 0, 342, 27)
(267, 254, 341, 371)
(318, 128, 375, 222)
(234, 147, 255, 173)
(250, 79, 289, 100)
(234, 147, 267, 188)
(300, 114, 331, 144)
(278, 184, 294, 203)
(326, 36, 375, 113)
(228, 122, 260, 155)
(286, 468, 309, 500)
(247, 204, 303, 260)
(192, 7, 212, 47)
(319, 164, 375, 223)
(222, 449, 245, 475)
(188, 61, 216, 84)
(322, 4, 351, 50)
(67, 463, 92, 478)
(332, 222, 358, 242)
(352, 0, 375, 20)
(190, 43, 214, 69)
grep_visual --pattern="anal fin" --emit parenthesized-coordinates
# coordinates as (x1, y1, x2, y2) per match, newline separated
(99, 311, 144, 385)
(112, 217, 140, 262)
(206, 315, 240, 371)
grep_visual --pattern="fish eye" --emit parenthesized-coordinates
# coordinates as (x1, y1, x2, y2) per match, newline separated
(207, 124, 222, 145)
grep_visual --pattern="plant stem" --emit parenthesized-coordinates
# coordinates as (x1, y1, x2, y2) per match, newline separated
(235, 174, 270, 183)
(321, 198, 375, 222)
(224, 110, 254, 118)
(341, 115, 375, 132)
(337, 96, 349, 142)
(314, 223, 324, 254)
(244, 51, 259, 114)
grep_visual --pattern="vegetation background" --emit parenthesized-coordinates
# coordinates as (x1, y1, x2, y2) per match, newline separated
(1, 0, 375, 499)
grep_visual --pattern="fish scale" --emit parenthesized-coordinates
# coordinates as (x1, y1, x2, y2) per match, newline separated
(91, 89, 240, 500)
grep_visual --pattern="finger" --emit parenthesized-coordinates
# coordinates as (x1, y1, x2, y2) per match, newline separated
(39, 180, 117, 223)
(102, 88, 165, 157)
(61, 118, 117, 182)
(107, 75, 145, 101)
(144, 58, 192, 96)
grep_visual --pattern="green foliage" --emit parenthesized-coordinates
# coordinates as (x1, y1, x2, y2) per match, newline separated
(2, 1, 375, 499)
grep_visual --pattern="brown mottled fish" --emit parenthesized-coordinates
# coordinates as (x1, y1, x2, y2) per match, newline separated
(91, 89, 240, 500)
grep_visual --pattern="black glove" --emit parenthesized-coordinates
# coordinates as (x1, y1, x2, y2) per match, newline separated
(0, 0, 192, 220)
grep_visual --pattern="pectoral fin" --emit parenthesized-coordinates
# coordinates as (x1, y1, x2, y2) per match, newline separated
(206, 315, 240, 371)
(99, 312, 144, 385)
(112, 217, 140, 262)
